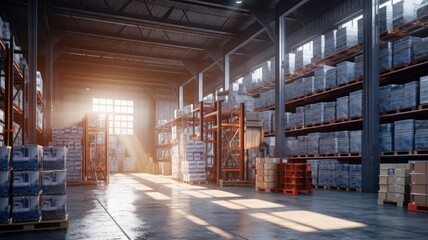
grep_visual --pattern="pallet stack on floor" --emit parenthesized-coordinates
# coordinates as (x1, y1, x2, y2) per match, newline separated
(0, 145, 68, 232)
(378, 164, 410, 207)
(409, 161, 428, 213)
(255, 158, 281, 192)
(275, 163, 312, 195)
(181, 141, 206, 183)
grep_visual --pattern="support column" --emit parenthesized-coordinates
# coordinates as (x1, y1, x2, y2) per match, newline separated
(28, 0, 38, 143)
(45, 35, 53, 145)
(362, 0, 380, 193)
(179, 85, 184, 109)
(198, 72, 204, 102)
(274, 11, 286, 157)
(224, 54, 230, 91)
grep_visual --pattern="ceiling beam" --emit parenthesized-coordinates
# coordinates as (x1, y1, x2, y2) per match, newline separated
(62, 27, 206, 52)
(166, 0, 252, 15)
(51, 3, 236, 40)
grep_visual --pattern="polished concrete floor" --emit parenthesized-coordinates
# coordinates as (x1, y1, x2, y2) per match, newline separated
(2, 173, 428, 239)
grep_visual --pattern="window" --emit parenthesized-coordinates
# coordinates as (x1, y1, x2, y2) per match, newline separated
(341, 15, 363, 29)
(93, 98, 134, 135)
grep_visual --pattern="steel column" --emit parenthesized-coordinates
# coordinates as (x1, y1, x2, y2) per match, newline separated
(5, 44, 14, 146)
(198, 72, 203, 102)
(224, 54, 230, 91)
(28, 0, 37, 143)
(274, 10, 286, 157)
(239, 102, 245, 181)
(216, 101, 222, 186)
(362, 0, 380, 193)
(45, 35, 54, 145)
(179, 85, 184, 109)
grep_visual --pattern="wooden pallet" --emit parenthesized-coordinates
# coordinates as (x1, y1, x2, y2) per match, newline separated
(413, 150, 428, 155)
(274, 188, 312, 195)
(378, 200, 407, 207)
(255, 187, 272, 193)
(381, 107, 417, 116)
(221, 181, 255, 187)
(0, 215, 68, 233)
(338, 152, 361, 157)
(381, 151, 412, 156)
(408, 203, 428, 213)
(419, 104, 428, 110)
(335, 186, 362, 192)
(183, 180, 208, 185)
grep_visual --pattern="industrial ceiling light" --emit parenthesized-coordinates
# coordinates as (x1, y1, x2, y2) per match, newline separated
(236, 0, 242, 3)
(85, 87, 90, 91)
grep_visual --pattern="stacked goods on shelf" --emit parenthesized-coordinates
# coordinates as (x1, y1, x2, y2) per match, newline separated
(310, 102, 335, 125)
(324, 30, 337, 57)
(336, 26, 358, 52)
(409, 161, 428, 209)
(336, 61, 356, 85)
(11, 145, 42, 222)
(336, 96, 349, 120)
(392, 0, 418, 28)
(380, 43, 393, 72)
(379, 85, 394, 112)
(181, 141, 206, 182)
(297, 136, 308, 154)
(349, 90, 363, 118)
(319, 132, 338, 154)
(390, 85, 405, 110)
(317, 159, 339, 187)
(255, 158, 281, 191)
(312, 35, 325, 61)
(349, 164, 362, 189)
(307, 133, 321, 154)
(51, 126, 83, 181)
(394, 119, 415, 151)
(350, 130, 362, 153)
(354, 55, 363, 79)
(314, 66, 335, 92)
(306, 160, 319, 186)
(0, 146, 11, 223)
(255, 88, 275, 108)
(379, 4, 393, 33)
(264, 137, 275, 157)
(325, 67, 337, 89)
(41, 147, 67, 220)
(276, 163, 312, 195)
(417, 0, 428, 17)
(304, 76, 315, 94)
(357, 17, 363, 44)
(413, 37, 428, 60)
(285, 137, 298, 155)
(415, 120, 428, 150)
(295, 49, 313, 71)
(286, 78, 305, 100)
(335, 164, 350, 188)
(393, 36, 421, 67)
(285, 53, 296, 75)
(171, 143, 180, 179)
(224, 95, 255, 111)
(260, 110, 275, 133)
(421, 76, 428, 104)
(337, 131, 350, 153)
(378, 164, 410, 206)
(380, 123, 394, 152)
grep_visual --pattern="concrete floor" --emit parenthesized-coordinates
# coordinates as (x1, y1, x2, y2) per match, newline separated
(2, 173, 428, 239)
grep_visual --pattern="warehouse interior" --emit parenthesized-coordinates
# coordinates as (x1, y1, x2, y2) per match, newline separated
(0, 0, 428, 239)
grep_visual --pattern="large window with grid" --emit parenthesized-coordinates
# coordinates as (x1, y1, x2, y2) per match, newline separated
(92, 98, 134, 135)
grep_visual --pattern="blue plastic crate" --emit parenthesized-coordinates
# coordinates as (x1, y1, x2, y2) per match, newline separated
(12, 171, 40, 196)
(13, 145, 43, 171)
(41, 195, 66, 220)
(12, 194, 41, 222)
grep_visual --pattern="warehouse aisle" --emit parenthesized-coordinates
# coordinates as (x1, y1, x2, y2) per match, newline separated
(2, 173, 428, 240)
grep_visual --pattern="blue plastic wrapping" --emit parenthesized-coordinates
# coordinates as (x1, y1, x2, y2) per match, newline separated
(394, 119, 415, 151)
(403, 81, 419, 108)
(325, 67, 337, 89)
(420, 75, 428, 104)
(350, 130, 362, 153)
(12, 145, 43, 171)
(0, 171, 10, 197)
(380, 123, 394, 152)
(12, 171, 40, 196)
(0, 197, 9, 223)
(349, 90, 363, 118)
(295, 49, 313, 71)
(324, 30, 337, 57)
(43, 146, 67, 170)
(0, 146, 11, 171)
(337, 131, 350, 153)
(415, 120, 428, 150)
(307, 133, 321, 154)
(337, 61, 356, 85)
(42, 170, 66, 195)
(380, 42, 393, 71)
(392, 0, 417, 28)
(41, 195, 66, 220)
(336, 96, 349, 120)
(307, 160, 319, 185)
(379, 4, 393, 33)
(312, 35, 325, 62)
(354, 54, 363, 79)
(336, 26, 358, 51)
(12, 194, 41, 222)
(314, 65, 335, 92)
(304, 76, 315, 95)
(393, 36, 421, 67)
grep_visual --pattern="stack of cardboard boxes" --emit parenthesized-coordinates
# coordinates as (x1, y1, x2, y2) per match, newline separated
(255, 158, 281, 191)
(378, 164, 410, 207)
(181, 141, 206, 182)
(410, 161, 428, 206)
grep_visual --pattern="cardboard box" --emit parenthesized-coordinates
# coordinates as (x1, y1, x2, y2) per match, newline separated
(379, 175, 388, 184)
(263, 163, 278, 170)
(410, 161, 428, 174)
(388, 176, 410, 185)
(378, 191, 387, 200)
(411, 184, 428, 194)
(387, 184, 409, 193)
(386, 192, 408, 202)
(379, 184, 388, 192)
(411, 193, 428, 205)
(264, 170, 277, 176)
(411, 173, 428, 184)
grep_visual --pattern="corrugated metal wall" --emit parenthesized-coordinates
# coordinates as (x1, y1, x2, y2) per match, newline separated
(155, 95, 178, 124)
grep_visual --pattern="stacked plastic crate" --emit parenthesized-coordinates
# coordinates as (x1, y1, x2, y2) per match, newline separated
(335, 163, 349, 188)
(378, 164, 410, 206)
(319, 132, 338, 154)
(349, 164, 362, 189)
(380, 123, 394, 152)
(393, 36, 421, 67)
(404, 81, 419, 108)
(379, 4, 393, 33)
(255, 158, 280, 191)
(181, 141, 206, 183)
(390, 85, 405, 110)
(0, 146, 11, 223)
(394, 119, 415, 151)
(337, 131, 350, 153)
(324, 30, 337, 57)
(297, 136, 308, 154)
(349, 90, 363, 118)
(307, 133, 321, 155)
(260, 110, 275, 133)
(336, 26, 358, 52)
(379, 85, 393, 112)
(409, 161, 428, 209)
(42, 147, 67, 220)
(276, 163, 312, 195)
(314, 65, 335, 92)
(392, 0, 418, 28)
(312, 35, 325, 62)
(11, 145, 43, 222)
(285, 137, 298, 156)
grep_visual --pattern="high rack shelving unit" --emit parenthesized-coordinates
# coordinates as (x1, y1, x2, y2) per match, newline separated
(247, 4, 428, 168)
